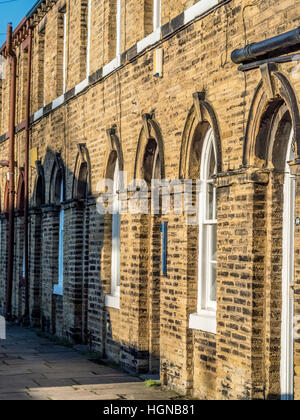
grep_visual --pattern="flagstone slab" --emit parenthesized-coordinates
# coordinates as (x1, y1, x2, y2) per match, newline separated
(0, 324, 177, 401)
(0, 392, 33, 400)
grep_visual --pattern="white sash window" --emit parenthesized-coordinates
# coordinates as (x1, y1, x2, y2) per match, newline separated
(281, 129, 295, 400)
(189, 128, 217, 334)
(86, 0, 91, 77)
(116, 0, 122, 57)
(54, 180, 64, 296)
(153, 0, 161, 32)
(106, 159, 121, 309)
(62, 11, 67, 93)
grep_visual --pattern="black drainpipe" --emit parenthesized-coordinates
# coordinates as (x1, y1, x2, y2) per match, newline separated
(232, 26, 300, 65)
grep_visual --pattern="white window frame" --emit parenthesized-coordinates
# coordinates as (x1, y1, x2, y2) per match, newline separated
(53, 180, 64, 296)
(189, 128, 217, 334)
(86, 0, 91, 77)
(116, 0, 122, 58)
(0, 220, 2, 265)
(105, 159, 121, 309)
(281, 129, 295, 400)
(62, 11, 67, 94)
(153, 0, 161, 32)
(22, 243, 25, 279)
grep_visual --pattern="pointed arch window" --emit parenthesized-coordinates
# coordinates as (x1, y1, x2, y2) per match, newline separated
(199, 128, 217, 310)
(105, 157, 121, 309)
(53, 178, 64, 296)
(111, 159, 121, 296)
(190, 128, 217, 334)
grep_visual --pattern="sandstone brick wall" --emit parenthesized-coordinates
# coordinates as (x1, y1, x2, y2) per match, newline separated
(1, 0, 300, 399)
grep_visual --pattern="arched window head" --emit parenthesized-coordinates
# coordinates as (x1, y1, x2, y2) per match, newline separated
(54, 170, 63, 205)
(134, 115, 165, 184)
(77, 162, 88, 199)
(143, 137, 161, 184)
(200, 129, 217, 222)
(179, 94, 222, 179)
(244, 72, 300, 167)
(50, 154, 65, 205)
(72, 144, 91, 200)
(105, 150, 118, 180)
(36, 176, 45, 207)
(153, 147, 161, 181)
(35, 162, 45, 207)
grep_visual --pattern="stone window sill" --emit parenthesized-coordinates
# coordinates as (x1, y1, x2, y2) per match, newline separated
(105, 294, 120, 310)
(189, 310, 216, 334)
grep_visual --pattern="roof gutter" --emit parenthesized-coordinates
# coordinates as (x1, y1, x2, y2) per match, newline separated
(0, 0, 50, 56)
(26, 0, 45, 18)
(0, 17, 28, 56)
(231, 26, 300, 65)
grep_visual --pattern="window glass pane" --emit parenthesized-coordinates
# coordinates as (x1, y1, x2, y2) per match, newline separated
(213, 186, 217, 220)
(286, 130, 295, 162)
(210, 263, 217, 302)
(207, 182, 214, 220)
(116, 0, 122, 56)
(111, 158, 121, 292)
(58, 209, 64, 283)
(208, 145, 216, 179)
(211, 224, 217, 262)
(112, 212, 121, 287)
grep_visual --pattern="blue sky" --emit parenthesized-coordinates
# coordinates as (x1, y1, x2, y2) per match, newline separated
(0, 0, 36, 46)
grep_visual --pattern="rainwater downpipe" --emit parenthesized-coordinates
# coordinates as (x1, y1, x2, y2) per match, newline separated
(5, 23, 17, 318)
(23, 26, 32, 322)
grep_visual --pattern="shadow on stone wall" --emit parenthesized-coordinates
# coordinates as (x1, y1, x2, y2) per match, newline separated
(0, 145, 161, 379)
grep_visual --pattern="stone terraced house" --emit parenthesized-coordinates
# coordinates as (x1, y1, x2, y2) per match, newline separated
(0, 0, 300, 400)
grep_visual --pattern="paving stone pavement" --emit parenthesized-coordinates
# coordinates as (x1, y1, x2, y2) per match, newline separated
(0, 324, 177, 401)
